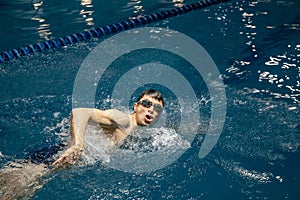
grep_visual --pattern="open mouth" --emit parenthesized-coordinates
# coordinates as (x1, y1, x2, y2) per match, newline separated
(145, 114, 154, 123)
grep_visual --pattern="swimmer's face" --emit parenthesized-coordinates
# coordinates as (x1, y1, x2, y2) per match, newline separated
(134, 94, 163, 126)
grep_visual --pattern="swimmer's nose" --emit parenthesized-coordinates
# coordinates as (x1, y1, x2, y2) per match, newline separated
(148, 106, 154, 114)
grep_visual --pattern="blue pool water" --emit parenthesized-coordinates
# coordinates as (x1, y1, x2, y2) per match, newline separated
(0, 0, 299, 199)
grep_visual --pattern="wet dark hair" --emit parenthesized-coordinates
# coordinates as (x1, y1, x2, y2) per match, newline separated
(137, 89, 164, 106)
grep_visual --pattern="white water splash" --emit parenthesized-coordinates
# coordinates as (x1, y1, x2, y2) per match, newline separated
(82, 124, 190, 172)
(82, 124, 115, 165)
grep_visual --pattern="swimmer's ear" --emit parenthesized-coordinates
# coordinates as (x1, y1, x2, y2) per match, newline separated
(133, 102, 138, 113)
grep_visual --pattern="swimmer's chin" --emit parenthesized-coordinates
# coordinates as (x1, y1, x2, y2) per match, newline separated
(140, 120, 158, 127)
(138, 122, 150, 127)
(136, 117, 159, 127)
(137, 121, 151, 127)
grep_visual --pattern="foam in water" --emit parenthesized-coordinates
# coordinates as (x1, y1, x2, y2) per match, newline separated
(82, 123, 190, 173)
(83, 124, 115, 164)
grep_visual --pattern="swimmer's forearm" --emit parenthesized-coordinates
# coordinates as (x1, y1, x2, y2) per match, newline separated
(51, 108, 90, 168)
(70, 108, 92, 147)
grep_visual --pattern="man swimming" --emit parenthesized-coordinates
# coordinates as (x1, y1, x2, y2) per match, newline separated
(52, 89, 164, 168)
(0, 89, 164, 199)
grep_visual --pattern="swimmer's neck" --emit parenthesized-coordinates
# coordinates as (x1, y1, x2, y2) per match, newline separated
(130, 113, 138, 127)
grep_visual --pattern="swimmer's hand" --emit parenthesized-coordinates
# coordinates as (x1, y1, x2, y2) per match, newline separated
(51, 145, 84, 169)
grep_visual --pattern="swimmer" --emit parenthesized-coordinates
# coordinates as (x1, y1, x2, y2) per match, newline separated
(52, 89, 164, 168)
(0, 89, 164, 199)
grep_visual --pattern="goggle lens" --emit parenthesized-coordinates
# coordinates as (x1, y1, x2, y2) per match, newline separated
(138, 99, 163, 113)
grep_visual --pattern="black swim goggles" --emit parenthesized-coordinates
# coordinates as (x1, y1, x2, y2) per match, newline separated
(137, 99, 163, 113)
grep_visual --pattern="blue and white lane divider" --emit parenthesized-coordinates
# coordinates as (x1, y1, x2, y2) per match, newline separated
(0, 0, 230, 63)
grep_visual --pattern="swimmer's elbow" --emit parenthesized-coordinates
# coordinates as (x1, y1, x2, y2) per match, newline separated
(71, 108, 96, 122)
(71, 107, 92, 113)
(71, 108, 94, 115)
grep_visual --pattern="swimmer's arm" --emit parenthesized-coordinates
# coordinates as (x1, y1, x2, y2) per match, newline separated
(70, 108, 91, 147)
(52, 108, 119, 168)
(71, 108, 119, 146)
(89, 109, 119, 128)
(52, 108, 90, 168)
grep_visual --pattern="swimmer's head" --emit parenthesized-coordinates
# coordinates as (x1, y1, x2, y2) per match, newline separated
(137, 89, 164, 106)
(134, 89, 164, 126)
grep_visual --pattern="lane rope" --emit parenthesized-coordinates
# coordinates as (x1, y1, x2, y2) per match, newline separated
(0, 0, 230, 63)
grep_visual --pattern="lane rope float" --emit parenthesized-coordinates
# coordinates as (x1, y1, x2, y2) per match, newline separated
(0, 0, 230, 63)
